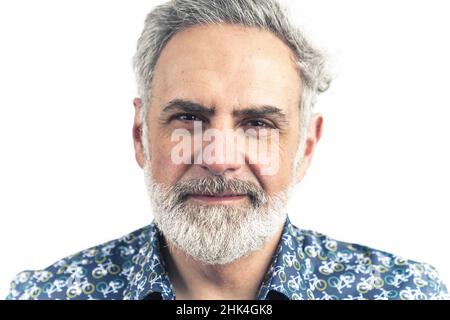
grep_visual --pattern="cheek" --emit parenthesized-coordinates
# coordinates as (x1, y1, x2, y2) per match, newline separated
(255, 172, 292, 197)
(252, 141, 296, 195)
(148, 134, 184, 185)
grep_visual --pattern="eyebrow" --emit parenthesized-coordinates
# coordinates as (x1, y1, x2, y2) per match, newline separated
(161, 99, 289, 125)
(161, 99, 215, 116)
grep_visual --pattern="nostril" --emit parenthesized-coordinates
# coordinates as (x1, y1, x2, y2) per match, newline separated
(199, 163, 242, 176)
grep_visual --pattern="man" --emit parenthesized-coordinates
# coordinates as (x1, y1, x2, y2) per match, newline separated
(7, 0, 448, 300)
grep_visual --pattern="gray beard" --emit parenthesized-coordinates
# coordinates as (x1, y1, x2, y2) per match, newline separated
(144, 164, 289, 265)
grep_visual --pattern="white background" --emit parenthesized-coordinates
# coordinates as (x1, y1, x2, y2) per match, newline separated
(0, 0, 449, 298)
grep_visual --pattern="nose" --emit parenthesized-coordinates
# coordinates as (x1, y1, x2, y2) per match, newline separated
(197, 123, 244, 176)
(200, 160, 242, 176)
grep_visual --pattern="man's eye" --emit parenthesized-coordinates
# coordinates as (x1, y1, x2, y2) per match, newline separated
(243, 119, 274, 128)
(172, 114, 203, 122)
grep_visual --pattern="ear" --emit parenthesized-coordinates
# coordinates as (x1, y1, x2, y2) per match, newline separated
(133, 98, 145, 169)
(295, 113, 324, 184)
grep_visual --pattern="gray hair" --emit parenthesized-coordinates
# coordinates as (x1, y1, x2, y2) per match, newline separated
(134, 0, 332, 168)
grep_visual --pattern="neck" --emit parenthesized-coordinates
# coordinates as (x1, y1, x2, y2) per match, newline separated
(161, 222, 284, 300)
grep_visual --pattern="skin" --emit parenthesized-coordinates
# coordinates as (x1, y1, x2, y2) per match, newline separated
(132, 24, 323, 299)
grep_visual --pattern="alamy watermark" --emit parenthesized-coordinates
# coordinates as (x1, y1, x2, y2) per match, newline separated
(170, 121, 280, 176)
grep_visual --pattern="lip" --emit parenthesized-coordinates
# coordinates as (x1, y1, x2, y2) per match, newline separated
(187, 193, 248, 204)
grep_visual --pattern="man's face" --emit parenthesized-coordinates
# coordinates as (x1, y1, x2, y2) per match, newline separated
(147, 24, 302, 198)
(134, 24, 317, 265)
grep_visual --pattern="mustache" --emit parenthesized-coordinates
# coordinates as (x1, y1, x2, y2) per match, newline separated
(168, 176, 267, 207)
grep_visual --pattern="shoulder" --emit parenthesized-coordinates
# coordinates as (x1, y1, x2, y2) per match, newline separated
(6, 225, 154, 300)
(286, 223, 449, 300)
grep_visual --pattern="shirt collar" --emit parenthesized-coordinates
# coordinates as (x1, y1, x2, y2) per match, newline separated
(123, 223, 175, 300)
(123, 216, 307, 300)
(256, 216, 308, 300)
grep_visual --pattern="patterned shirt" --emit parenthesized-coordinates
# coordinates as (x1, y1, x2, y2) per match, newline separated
(6, 216, 449, 300)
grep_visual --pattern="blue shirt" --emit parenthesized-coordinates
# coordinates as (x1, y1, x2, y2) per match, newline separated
(6, 216, 449, 300)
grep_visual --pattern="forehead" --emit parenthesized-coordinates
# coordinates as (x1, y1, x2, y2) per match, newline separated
(151, 24, 302, 111)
